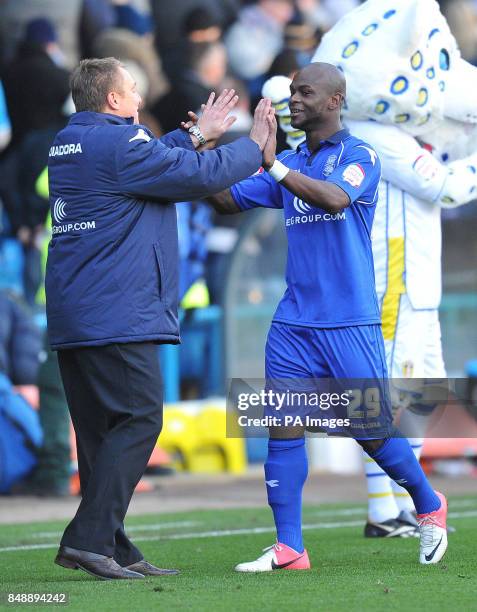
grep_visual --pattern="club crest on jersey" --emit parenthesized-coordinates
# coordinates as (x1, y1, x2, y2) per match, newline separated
(342, 163, 365, 187)
(323, 154, 337, 176)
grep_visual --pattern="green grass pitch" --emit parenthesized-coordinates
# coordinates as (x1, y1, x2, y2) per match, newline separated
(0, 498, 476, 611)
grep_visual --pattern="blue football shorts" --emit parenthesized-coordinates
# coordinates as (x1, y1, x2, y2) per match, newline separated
(264, 322, 393, 439)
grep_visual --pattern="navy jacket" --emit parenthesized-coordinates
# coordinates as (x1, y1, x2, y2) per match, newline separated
(46, 112, 261, 349)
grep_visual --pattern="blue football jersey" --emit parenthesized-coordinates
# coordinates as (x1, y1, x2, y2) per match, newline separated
(231, 129, 382, 328)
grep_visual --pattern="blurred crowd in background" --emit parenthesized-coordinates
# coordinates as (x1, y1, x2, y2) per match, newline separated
(1, 0, 477, 496)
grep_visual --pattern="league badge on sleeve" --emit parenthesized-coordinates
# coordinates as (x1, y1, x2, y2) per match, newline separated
(412, 153, 440, 182)
(342, 163, 365, 187)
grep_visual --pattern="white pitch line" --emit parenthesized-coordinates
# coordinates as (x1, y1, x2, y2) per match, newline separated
(29, 499, 477, 539)
(1, 509, 476, 554)
(0, 522, 363, 552)
(32, 521, 199, 539)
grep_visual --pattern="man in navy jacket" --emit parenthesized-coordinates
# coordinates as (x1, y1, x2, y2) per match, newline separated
(47, 57, 272, 580)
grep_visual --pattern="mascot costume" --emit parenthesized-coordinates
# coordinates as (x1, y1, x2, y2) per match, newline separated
(263, 0, 477, 536)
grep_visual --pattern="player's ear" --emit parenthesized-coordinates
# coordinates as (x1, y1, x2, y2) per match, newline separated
(106, 90, 120, 110)
(328, 93, 344, 111)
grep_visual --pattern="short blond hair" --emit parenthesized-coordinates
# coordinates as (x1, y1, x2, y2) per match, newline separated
(70, 57, 124, 113)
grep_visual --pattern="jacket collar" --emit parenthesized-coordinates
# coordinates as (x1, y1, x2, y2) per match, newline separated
(68, 111, 135, 126)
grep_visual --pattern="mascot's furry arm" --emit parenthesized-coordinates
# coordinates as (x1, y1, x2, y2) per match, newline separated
(346, 121, 477, 209)
(439, 156, 477, 207)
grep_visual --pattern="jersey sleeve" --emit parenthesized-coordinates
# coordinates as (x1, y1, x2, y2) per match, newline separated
(230, 168, 283, 210)
(325, 143, 381, 206)
(230, 149, 296, 210)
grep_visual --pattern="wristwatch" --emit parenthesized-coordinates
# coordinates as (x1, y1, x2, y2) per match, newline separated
(188, 125, 207, 145)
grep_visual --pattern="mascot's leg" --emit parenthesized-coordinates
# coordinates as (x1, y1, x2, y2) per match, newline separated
(363, 450, 400, 527)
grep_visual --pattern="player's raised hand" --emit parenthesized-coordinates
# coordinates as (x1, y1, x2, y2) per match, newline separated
(180, 111, 199, 132)
(262, 112, 277, 169)
(195, 89, 239, 142)
(249, 98, 273, 151)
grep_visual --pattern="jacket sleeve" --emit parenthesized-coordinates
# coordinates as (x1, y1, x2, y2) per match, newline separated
(159, 129, 195, 150)
(115, 132, 262, 202)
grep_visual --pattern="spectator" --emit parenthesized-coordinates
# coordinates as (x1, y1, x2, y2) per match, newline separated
(295, 0, 333, 30)
(151, 0, 239, 80)
(79, 0, 116, 60)
(12, 336, 72, 497)
(2, 18, 70, 148)
(1, 18, 70, 305)
(284, 11, 321, 66)
(153, 41, 228, 133)
(225, 0, 294, 81)
(0, 0, 82, 69)
(267, 49, 302, 80)
(0, 290, 41, 385)
(184, 7, 223, 43)
(8, 167, 71, 499)
(158, 6, 225, 88)
(113, 1, 154, 38)
(321, 0, 361, 25)
(0, 290, 43, 494)
(92, 28, 169, 110)
(177, 201, 212, 304)
(0, 287, 69, 497)
(217, 76, 254, 144)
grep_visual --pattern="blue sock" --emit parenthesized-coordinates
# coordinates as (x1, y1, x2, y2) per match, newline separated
(368, 437, 440, 514)
(265, 437, 307, 553)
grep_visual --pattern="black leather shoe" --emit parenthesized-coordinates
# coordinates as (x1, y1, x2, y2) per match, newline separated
(55, 546, 145, 580)
(125, 559, 180, 576)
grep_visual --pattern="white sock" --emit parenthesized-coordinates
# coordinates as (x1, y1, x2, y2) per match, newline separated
(363, 450, 399, 523)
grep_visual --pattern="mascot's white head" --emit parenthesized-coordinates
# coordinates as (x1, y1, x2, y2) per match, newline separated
(312, 0, 477, 135)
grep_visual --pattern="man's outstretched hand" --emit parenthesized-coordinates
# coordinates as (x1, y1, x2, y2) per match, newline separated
(180, 93, 275, 153)
(249, 98, 274, 151)
(262, 113, 277, 169)
(201, 89, 239, 140)
(180, 89, 238, 149)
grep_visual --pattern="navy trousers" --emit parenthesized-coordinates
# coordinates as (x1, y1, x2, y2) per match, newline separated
(57, 342, 163, 565)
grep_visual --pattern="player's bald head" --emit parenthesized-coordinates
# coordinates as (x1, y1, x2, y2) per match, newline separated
(296, 62, 346, 97)
(289, 62, 346, 129)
